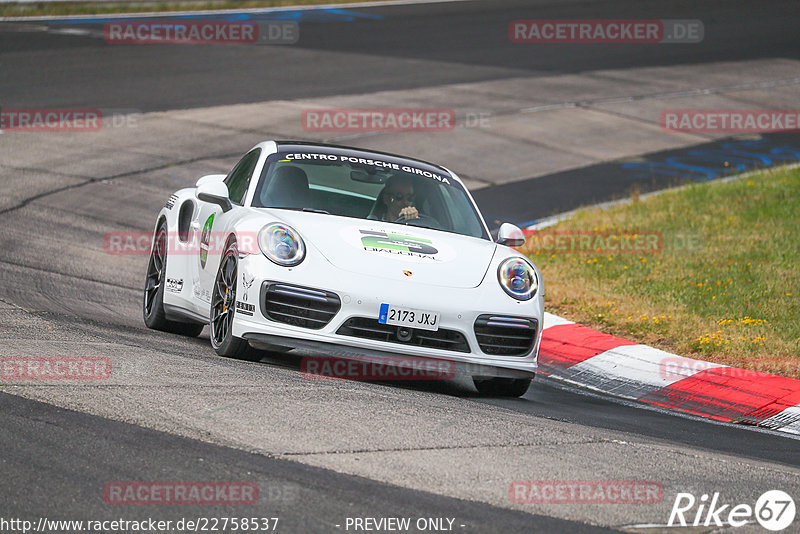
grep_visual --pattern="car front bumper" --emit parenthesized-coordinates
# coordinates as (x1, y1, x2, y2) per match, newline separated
(232, 254, 542, 378)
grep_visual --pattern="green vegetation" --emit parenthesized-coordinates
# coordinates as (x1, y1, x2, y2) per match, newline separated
(522, 166, 800, 377)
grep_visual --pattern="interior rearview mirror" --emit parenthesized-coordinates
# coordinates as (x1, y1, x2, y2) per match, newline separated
(350, 169, 389, 184)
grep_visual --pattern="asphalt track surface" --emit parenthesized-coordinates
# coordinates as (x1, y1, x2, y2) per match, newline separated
(1, 1, 800, 532)
(2, 0, 799, 111)
(1, 392, 609, 534)
(474, 131, 800, 226)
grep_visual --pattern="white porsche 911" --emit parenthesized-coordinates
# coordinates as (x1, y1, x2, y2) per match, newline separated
(143, 141, 543, 397)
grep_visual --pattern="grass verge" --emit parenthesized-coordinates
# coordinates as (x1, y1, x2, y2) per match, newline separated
(521, 166, 800, 378)
(0, 0, 386, 18)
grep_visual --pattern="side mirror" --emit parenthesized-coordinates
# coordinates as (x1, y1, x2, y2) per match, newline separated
(195, 174, 226, 187)
(196, 180, 232, 213)
(496, 222, 525, 247)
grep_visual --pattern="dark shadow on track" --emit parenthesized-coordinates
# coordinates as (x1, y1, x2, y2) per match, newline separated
(0, 391, 615, 534)
(247, 349, 800, 469)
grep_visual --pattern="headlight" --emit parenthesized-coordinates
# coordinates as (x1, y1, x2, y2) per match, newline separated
(497, 258, 538, 300)
(258, 223, 305, 266)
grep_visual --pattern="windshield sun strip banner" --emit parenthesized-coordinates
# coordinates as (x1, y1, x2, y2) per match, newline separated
(274, 150, 457, 188)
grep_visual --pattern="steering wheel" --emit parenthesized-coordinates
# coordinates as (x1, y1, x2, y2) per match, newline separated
(394, 213, 444, 230)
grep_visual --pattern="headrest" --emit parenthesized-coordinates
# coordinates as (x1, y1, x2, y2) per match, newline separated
(264, 165, 310, 208)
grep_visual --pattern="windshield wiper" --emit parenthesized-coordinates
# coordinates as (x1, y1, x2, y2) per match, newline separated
(301, 208, 330, 214)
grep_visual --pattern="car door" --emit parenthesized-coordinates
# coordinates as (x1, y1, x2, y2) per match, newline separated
(189, 149, 261, 316)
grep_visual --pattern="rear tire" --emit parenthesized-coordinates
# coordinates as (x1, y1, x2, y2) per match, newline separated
(210, 239, 260, 361)
(143, 222, 204, 337)
(473, 376, 532, 398)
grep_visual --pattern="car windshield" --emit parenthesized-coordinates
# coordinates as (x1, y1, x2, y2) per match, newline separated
(251, 148, 490, 240)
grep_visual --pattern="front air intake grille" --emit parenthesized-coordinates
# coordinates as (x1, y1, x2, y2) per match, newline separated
(336, 317, 470, 353)
(474, 315, 537, 356)
(260, 282, 341, 329)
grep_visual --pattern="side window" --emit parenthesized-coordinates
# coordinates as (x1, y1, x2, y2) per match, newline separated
(224, 149, 261, 205)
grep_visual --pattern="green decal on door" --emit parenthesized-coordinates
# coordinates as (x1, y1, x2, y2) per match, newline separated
(200, 213, 215, 268)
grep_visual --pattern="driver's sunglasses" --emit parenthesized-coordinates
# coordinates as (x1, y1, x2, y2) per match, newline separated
(386, 192, 416, 203)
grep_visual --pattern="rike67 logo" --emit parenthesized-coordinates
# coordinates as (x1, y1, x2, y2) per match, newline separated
(669, 490, 795, 531)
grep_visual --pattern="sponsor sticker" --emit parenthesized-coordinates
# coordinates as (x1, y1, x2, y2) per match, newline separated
(165, 194, 178, 210)
(235, 301, 255, 317)
(199, 214, 215, 268)
(282, 153, 452, 185)
(241, 273, 255, 302)
(342, 227, 456, 263)
(166, 278, 184, 293)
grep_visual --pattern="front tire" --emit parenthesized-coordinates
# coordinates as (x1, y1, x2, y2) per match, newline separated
(473, 376, 532, 398)
(143, 222, 204, 337)
(210, 239, 259, 361)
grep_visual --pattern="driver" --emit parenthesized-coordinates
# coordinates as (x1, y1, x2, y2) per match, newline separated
(370, 176, 419, 222)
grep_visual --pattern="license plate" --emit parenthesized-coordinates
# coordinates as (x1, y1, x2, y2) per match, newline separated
(378, 303, 440, 331)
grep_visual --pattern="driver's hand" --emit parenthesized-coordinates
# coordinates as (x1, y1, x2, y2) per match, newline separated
(399, 206, 419, 220)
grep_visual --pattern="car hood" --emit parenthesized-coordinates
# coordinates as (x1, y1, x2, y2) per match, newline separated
(273, 211, 497, 288)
